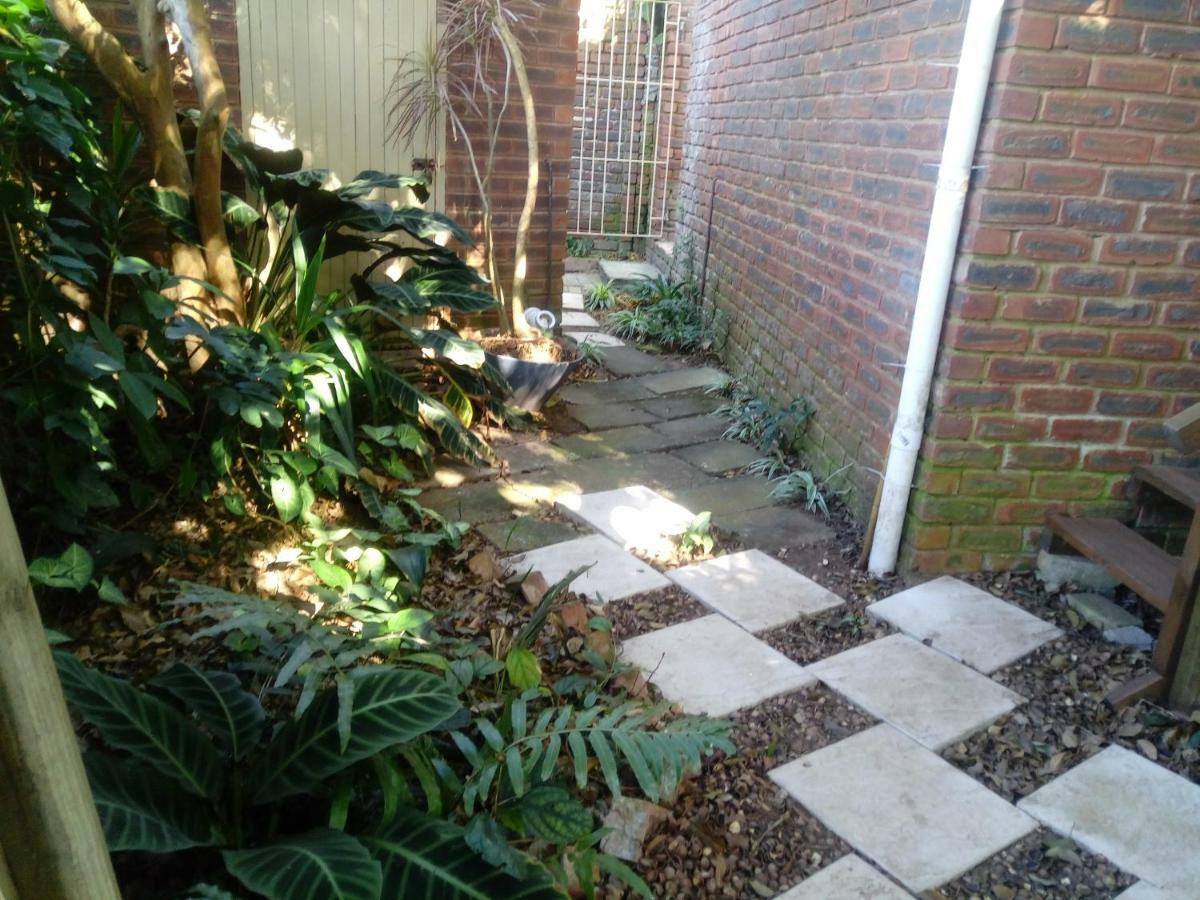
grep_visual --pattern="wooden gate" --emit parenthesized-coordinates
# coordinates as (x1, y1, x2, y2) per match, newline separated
(234, 0, 441, 286)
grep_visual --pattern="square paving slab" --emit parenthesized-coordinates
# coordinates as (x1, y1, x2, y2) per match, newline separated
(562, 291, 584, 310)
(668, 549, 843, 632)
(504, 534, 669, 602)
(620, 614, 815, 716)
(723, 506, 835, 553)
(674, 440, 762, 474)
(558, 485, 694, 558)
(478, 516, 581, 554)
(638, 392, 724, 420)
(599, 346, 682, 377)
(808, 634, 1024, 751)
(569, 403, 661, 430)
(567, 330, 624, 347)
(776, 855, 913, 899)
(1116, 883, 1197, 899)
(562, 310, 600, 329)
(554, 425, 677, 458)
(666, 475, 776, 517)
(649, 414, 729, 446)
(770, 724, 1036, 893)
(599, 259, 660, 283)
(494, 441, 577, 474)
(867, 576, 1062, 673)
(636, 366, 730, 395)
(1018, 745, 1200, 888)
(561, 379, 655, 405)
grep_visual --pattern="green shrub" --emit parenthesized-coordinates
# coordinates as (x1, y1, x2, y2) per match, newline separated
(583, 282, 615, 311)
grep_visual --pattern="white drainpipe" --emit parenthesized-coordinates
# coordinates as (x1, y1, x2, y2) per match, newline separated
(867, 0, 1006, 576)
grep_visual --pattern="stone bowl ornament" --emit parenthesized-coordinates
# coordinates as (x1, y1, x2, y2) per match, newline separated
(481, 308, 579, 411)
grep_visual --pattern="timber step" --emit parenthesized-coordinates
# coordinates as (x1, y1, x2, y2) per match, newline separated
(1046, 514, 1177, 613)
(1134, 465, 1200, 511)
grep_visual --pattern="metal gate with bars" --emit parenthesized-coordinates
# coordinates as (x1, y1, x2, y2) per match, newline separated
(572, 0, 684, 240)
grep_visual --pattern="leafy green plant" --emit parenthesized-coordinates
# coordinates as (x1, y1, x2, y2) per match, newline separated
(674, 511, 715, 557)
(605, 293, 712, 353)
(566, 235, 594, 257)
(583, 282, 615, 311)
(574, 338, 607, 369)
(769, 469, 828, 515)
(629, 276, 686, 305)
(51, 650, 536, 900)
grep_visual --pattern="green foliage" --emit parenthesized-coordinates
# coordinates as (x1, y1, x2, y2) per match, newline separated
(604, 278, 715, 353)
(56, 650, 467, 900)
(565, 235, 594, 257)
(582, 282, 614, 311)
(717, 388, 813, 457)
(1, 0, 510, 544)
(768, 468, 829, 515)
(674, 511, 715, 557)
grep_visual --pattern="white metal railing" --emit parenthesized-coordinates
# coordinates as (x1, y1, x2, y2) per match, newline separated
(572, 0, 683, 239)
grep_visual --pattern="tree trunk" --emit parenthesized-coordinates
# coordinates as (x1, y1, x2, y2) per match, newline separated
(0, 478, 120, 900)
(494, 11, 537, 338)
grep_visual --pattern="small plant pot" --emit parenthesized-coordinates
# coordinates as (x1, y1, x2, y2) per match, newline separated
(480, 336, 579, 412)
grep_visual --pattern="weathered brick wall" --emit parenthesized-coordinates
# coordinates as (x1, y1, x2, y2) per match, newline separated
(671, 0, 971, 514)
(907, 0, 1200, 571)
(90, 1, 242, 125)
(444, 1, 580, 320)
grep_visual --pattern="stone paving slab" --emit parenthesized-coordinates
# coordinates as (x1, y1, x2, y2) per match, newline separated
(668, 549, 843, 633)
(770, 724, 1036, 893)
(636, 366, 731, 395)
(562, 310, 601, 330)
(776, 855, 913, 899)
(599, 259, 660, 283)
(666, 475, 776, 517)
(648, 414, 729, 446)
(505, 534, 669, 603)
(620, 614, 815, 716)
(494, 441, 578, 474)
(868, 576, 1063, 674)
(722, 506, 836, 554)
(566, 330, 625, 348)
(638, 392, 724, 420)
(420, 480, 537, 524)
(558, 485, 694, 558)
(673, 439, 762, 474)
(478, 516, 581, 553)
(601, 347, 685, 377)
(569, 403, 661, 430)
(560, 379, 656, 405)
(562, 291, 584, 310)
(1018, 745, 1200, 888)
(563, 272, 603, 289)
(1117, 883, 1197, 899)
(507, 453, 712, 505)
(555, 425, 680, 459)
(808, 634, 1024, 751)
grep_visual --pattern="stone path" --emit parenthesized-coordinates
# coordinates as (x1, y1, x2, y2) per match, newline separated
(421, 304, 1200, 897)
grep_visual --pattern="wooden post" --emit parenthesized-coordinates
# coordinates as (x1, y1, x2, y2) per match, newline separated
(0, 478, 119, 899)
(1169, 580, 1200, 709)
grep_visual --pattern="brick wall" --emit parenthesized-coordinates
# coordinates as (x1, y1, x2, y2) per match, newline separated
(444, 0, 580, 322)
(907, 0, 1200, 571)
(90, 1, 242, 125)
(670, 0, 971, 514)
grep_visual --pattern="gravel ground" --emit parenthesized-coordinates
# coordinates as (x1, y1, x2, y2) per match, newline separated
(632, 686, 873, 898)
(759, 602, 894, 666)
(930, 828, 1136, 899)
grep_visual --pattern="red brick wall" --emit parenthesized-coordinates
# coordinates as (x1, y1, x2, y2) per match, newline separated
(671, 0, 971, 513)
(908, 0, 1200, 571)
(444, 0, 580, 322)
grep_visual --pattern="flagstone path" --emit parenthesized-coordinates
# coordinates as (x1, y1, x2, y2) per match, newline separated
(422, 312, 1200, 897)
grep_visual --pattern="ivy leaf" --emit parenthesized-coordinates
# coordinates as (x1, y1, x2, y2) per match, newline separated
(505, 648, 541, 691)
(28, 543, 94, 590)
(97, 576, 129, 606)
(310, 557, 353, 592)
(270, 469, 303, 522)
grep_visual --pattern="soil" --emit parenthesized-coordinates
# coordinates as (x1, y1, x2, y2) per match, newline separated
(930, 828, 1137, 899)
(605, 586, 709, 640)
(759, 596, 895, 667)
(479, 334, 577, 363)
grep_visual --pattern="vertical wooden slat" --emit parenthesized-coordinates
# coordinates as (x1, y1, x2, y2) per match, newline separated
(0, 480, 119, 900)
